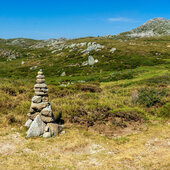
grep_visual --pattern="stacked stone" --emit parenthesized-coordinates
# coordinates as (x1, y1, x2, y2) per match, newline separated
(25, 69, 62, 138)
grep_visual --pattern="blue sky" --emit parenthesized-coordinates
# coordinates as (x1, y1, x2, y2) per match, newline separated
(0, 0, 170, 39)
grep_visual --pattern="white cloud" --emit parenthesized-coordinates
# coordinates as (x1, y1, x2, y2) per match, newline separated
(108, 17, 133, 22)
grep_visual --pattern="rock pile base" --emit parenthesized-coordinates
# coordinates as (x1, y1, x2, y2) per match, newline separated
(25, 69, 62, 138)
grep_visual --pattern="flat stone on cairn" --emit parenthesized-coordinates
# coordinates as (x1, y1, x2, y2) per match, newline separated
(25, 69, 62, 138)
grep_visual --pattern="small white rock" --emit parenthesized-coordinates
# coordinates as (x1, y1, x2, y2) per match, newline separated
(25, 119, 33, 128)
(43, 132, 51, 138)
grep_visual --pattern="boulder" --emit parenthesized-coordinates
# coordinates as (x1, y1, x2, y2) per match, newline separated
(26, 115, 44, 137)
(88, 56, 95, 65)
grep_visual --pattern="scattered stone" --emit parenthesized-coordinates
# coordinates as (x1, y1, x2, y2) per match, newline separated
(82, 61, 88, 66)
(60, 84, 67, 87)
(60, 72, 66, 76)
(30, 66, 38, 70)
(88, 56, 95, 65)
(94, 59, 98, 63)
(21, 61, 25, 65)
(110, 48, 116, 53)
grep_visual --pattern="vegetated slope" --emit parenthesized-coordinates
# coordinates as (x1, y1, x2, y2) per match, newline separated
(0, 36, 169, 84)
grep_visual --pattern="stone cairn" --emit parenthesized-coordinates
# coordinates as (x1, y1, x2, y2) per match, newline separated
(25, 69, 62, 138)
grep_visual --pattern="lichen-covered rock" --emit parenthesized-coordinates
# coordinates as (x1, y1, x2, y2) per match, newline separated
(26, 115, 44, 137)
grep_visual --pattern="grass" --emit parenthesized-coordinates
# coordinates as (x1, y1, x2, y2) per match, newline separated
(0, 36, 169, 169)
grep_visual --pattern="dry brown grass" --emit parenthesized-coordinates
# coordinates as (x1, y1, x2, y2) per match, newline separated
(0, 122, 169, 170)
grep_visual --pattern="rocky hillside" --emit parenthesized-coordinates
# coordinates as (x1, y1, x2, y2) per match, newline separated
(108, 17, 170, 38)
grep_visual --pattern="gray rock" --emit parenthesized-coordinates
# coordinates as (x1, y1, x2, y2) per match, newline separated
(44, 125, 49, 132)
(25, 119, 33, 128)
(88, 56, 95, 65)
(47, 123, 62, 136)
(60, 84, 67, 87)
(26, 115, 44, 137)
(27, 112, 40, 120)
(21, 61, 25, 65)
(60, 72, 66, 76)
(41, 115, 55, 123)
(32, 96, 42, 103)
(31, 102, 48, 111)
(41, 106, 52, 116)
(61, 130, 66, 134)
(43, 132, 51, 138)
(30, 66, 38, 70)
(110, 48, 116, 53)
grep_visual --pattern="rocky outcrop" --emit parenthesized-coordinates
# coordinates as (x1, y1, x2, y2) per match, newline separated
(25, 69, 62, 138)
(106, 17, 170, 38)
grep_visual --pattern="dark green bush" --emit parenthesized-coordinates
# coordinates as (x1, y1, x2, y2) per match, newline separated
(132, 87, 167, 107)
(158, 103, 170, 118)
(144, 73, 170, 86)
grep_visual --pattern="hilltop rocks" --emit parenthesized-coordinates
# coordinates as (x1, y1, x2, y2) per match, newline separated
(82, 42, 104, 54)
(25, 69, 62, 138)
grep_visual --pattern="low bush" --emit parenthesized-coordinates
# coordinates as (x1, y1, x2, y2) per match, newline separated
(132, 87, 167, 107)
(158, 103, 170, 118)
(77, 84, 102, 93)
(143, 73, 170, 86)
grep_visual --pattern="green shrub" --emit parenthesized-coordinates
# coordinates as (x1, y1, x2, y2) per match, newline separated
(110, 107, 146, 121)
(144, 73, 170, 86)
(132, 87, 167, 107)
(158, 103, 170, 118)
